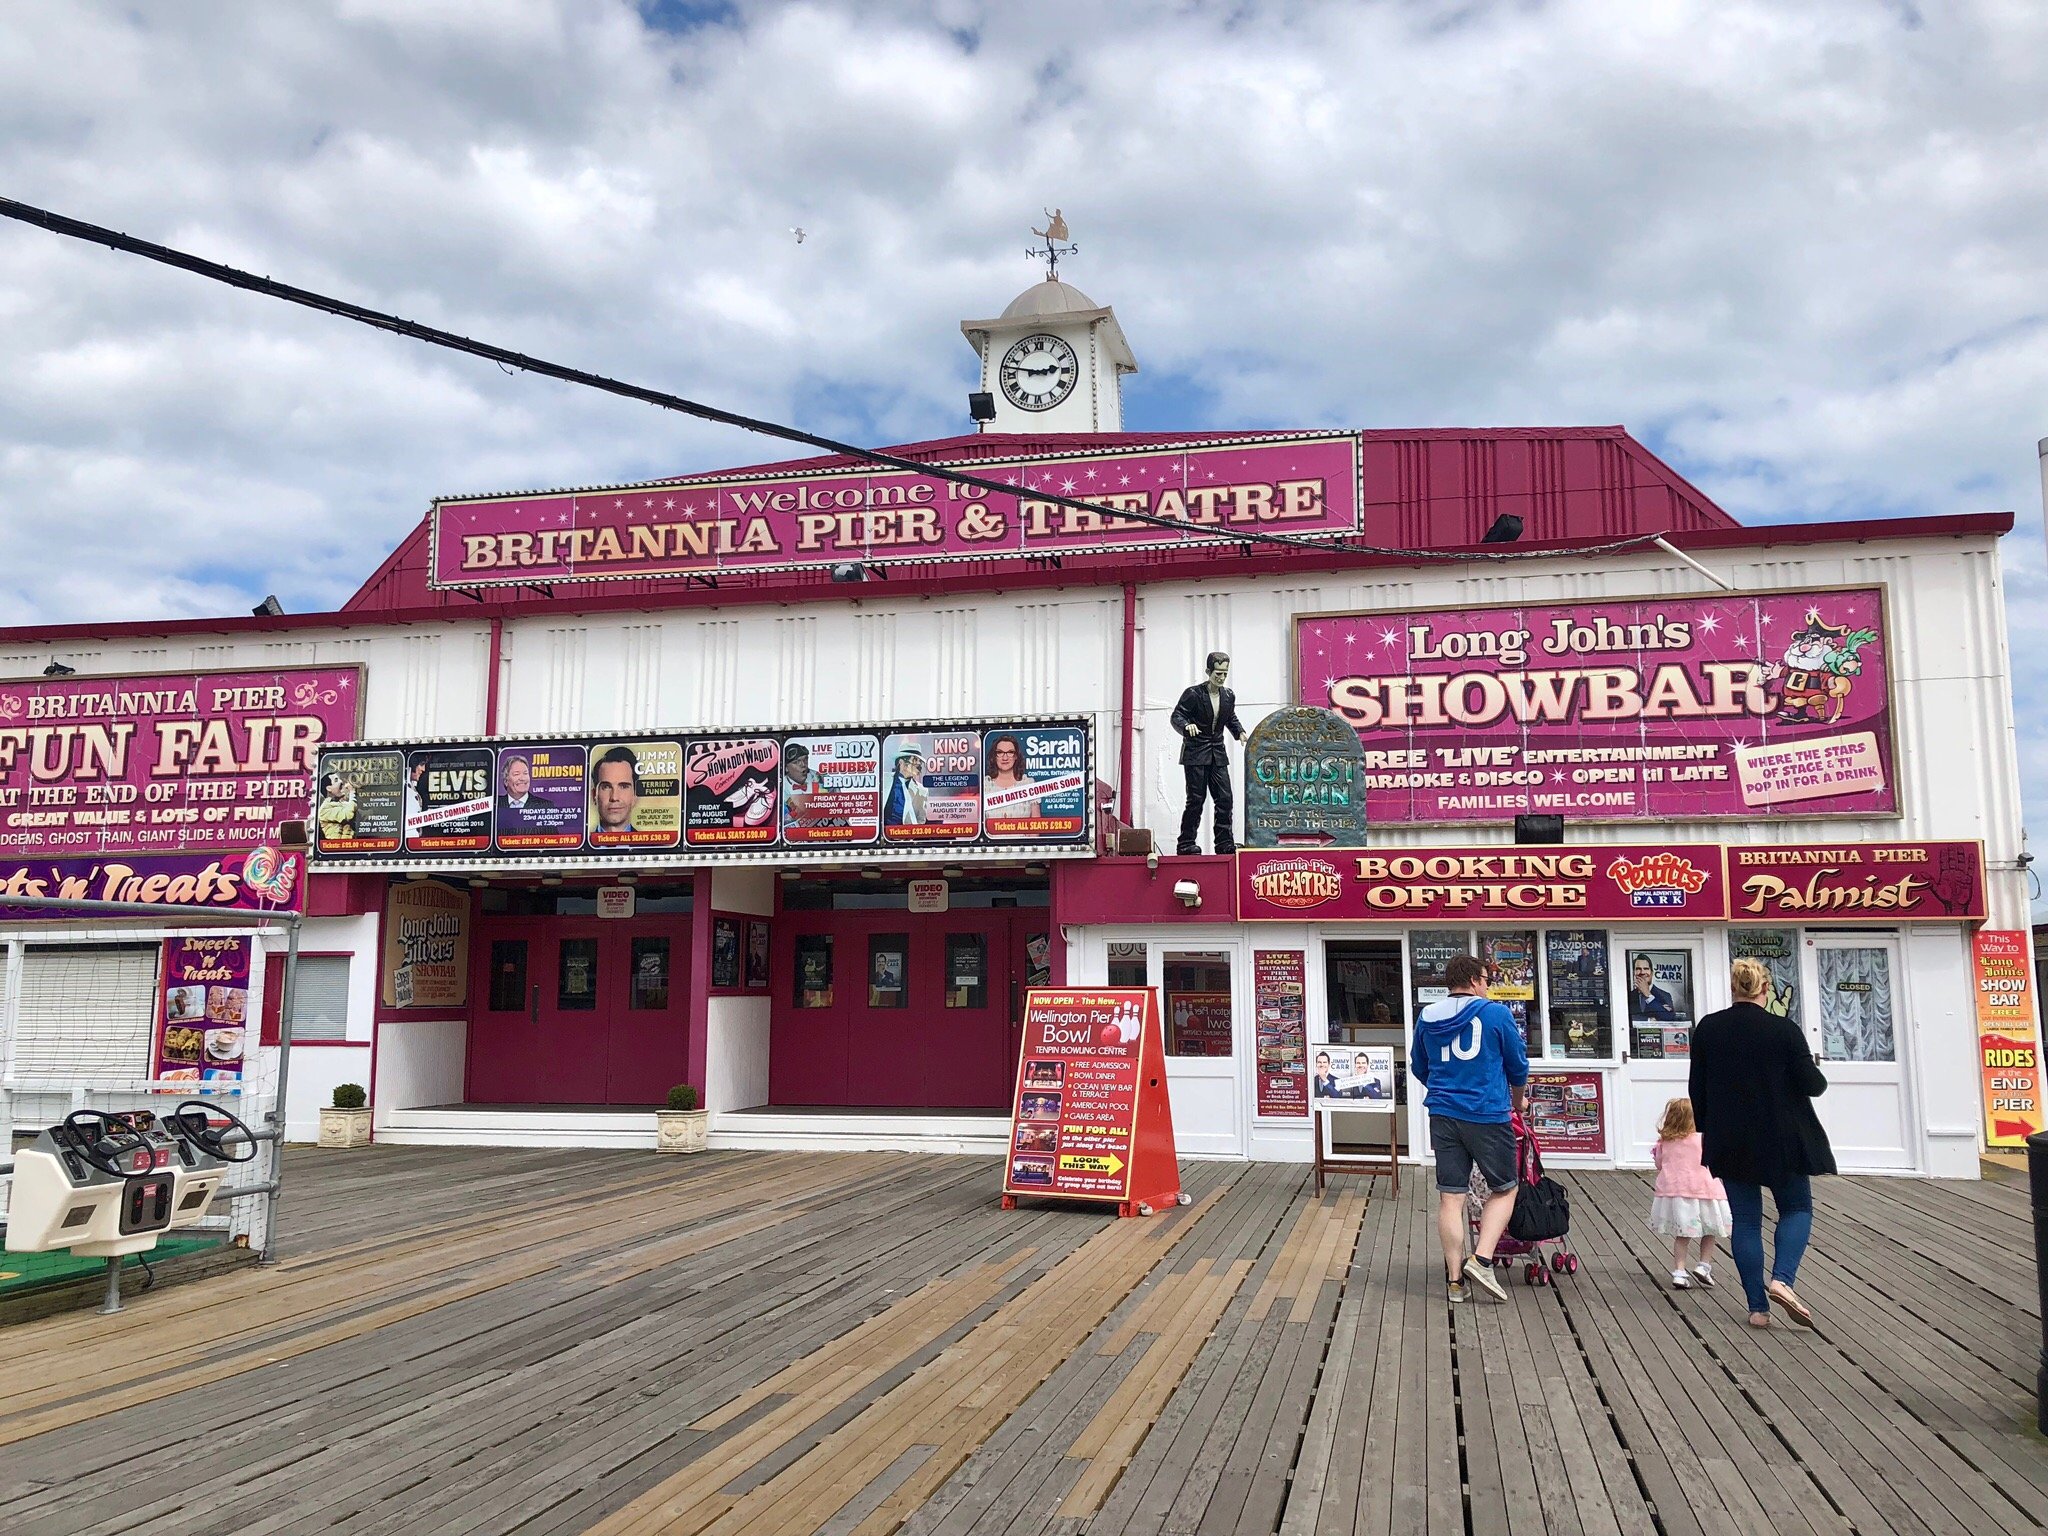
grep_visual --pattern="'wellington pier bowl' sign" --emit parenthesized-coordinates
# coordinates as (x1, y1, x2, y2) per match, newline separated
(1243, 706, 1368, 848)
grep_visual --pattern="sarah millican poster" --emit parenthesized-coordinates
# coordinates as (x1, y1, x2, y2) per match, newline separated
(981, 727, 1087, 840)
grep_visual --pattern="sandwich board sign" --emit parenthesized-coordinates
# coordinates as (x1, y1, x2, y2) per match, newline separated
(1002, 987, 1184, 1218)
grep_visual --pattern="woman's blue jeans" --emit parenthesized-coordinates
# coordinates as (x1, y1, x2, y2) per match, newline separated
(1722, 1175, 1813, 1314)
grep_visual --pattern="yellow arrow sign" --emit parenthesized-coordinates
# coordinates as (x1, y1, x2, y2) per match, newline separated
(1059, 1152, 1124, 1175)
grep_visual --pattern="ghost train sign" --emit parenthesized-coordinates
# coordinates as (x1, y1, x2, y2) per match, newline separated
(1243, 706, 1368, 848)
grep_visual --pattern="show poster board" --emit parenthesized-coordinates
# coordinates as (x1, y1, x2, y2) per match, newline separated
(156, 935, 252, 1082)
(1253, 950, 1309, 1117)
(1972, 930, 2043, 1145)
(0, 666, 359, 858)
(1625, 947, 1694, 1060)
(1297, 586, 1895, 826)
(1310, 1043, 1395, 1109)
(382, 879, 470, 1009)
(1544, 929, 1612, 1059)
(314, 715, 1093, 867)
(1524, 1071, 1606, 1155)
(1002, 987, 1182, 1215)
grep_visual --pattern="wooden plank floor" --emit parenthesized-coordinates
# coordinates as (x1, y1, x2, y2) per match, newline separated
(2, 1145, 2043, 1534)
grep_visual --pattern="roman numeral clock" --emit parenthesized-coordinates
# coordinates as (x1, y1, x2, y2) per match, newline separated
(999, 332, 1079, 412)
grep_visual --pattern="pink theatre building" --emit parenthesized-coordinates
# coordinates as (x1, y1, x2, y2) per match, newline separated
(0, 271, 2034, 1176)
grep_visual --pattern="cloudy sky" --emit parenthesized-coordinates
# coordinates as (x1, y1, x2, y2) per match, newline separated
(3, 0, 2045, 896)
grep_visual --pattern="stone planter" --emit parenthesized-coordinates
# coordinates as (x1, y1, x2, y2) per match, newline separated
(317, 1106, 372, 1149)
(656, 1108, 709, 1153)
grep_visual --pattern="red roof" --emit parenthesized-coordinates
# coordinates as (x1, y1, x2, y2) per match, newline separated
(340, 426, 1739, 614)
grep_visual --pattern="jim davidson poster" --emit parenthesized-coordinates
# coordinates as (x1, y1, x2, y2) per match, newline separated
(1296, 587, 1895, 826)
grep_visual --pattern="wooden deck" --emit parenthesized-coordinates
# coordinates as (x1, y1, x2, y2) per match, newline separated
(1, 1144, 2042, 1535)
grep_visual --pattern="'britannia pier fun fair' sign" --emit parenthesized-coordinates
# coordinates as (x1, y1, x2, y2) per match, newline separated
(1297, 587, 1895, 826)
(430, 435, 1361, 588)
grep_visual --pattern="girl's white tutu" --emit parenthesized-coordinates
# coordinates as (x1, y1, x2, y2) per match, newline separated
(1648, 1195, 1731, 1240)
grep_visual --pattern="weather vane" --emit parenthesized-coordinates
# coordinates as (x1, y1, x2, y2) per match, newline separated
(1028, 208, 1076, 282)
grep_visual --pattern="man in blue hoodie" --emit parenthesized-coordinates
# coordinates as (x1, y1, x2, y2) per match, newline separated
(1411, 953, 1529, 1302)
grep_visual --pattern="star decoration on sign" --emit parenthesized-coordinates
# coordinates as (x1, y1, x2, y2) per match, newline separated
(1699, 614, 1719, 634)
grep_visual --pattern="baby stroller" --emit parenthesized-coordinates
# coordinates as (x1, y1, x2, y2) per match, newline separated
(1467, 1111, 1578, 1286)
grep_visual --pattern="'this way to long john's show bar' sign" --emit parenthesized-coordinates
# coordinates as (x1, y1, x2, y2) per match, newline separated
(1297, 586, 1896, 826)
(430, 435, 1361, 588)
(312, 717, 1093, 867)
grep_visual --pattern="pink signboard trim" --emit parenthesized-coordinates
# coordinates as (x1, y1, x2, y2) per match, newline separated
(430, 435, 1362, 588)
(0, 667, 361, 860)
(1295, 586, 1896, 827)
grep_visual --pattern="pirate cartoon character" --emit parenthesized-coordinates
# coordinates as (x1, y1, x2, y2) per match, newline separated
(1763, 613, 1879, 724)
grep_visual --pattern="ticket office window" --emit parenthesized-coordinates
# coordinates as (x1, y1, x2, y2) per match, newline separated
(1406, 927, 1620, 1062)
(1164, 951, 1233, 1058)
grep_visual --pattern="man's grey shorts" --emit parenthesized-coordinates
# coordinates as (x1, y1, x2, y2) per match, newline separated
(1430, 1114, 1517, 1195)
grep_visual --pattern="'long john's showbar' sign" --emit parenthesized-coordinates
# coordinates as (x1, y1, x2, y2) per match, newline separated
(1236, 840, 1986, 923)
(429, 435, 1361, 588)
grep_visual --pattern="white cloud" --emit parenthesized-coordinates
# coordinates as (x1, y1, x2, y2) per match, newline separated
(1, 0, 2045, 845)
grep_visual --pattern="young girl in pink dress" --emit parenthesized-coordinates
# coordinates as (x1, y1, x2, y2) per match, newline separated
(1650, 1096, 1732, 1289)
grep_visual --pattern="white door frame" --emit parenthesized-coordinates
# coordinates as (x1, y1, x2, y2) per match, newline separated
(1803, 931, 1918, 1172)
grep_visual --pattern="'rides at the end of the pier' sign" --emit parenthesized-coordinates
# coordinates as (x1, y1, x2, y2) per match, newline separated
(1296, 586, 1895, 827)
(430, 434, 1361, 587)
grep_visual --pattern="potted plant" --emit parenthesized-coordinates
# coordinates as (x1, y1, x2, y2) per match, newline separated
(318, 1082, 372, 1149)
(656, 1083, 708, 1152)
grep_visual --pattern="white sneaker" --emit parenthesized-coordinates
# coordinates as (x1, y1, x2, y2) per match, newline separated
(1691, 1263, 1717, 1289)
(1462, 1255, 1508, 1302)
(1670, 1269, 1691, 1289)
(1448, 1282, 1470, 1304)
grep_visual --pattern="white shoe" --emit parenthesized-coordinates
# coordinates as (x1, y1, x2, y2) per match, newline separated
(1670, 1268, 1691, 1289)
(1447, 1282, 1470, 1304)
(1462, 1255, 1508, 1302)
(1691, 1264, 1717, 1289)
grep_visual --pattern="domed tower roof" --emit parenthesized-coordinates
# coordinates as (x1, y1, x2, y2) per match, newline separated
(1000, 279, 1101, 320)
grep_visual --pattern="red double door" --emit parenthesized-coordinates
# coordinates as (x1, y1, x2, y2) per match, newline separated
(770, 909, 1048, 1110)
(469, 917, 692, 1105)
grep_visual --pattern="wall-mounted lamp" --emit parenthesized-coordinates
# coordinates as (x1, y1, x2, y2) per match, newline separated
(941, 865, 966, 880)
(1172, 879, 1202, 909)
(779, 867, 802, 882)
(967, 391, 997, 424)
(41, 660, 75, 677)
(860, 867, 883, 880)
(1481, 514, 1525, 544)
(540, 873, 563, 887)
(467, 877, 489, 889)
(1146, 849, 1160, 874)
(252, 595, 284, 617)
(614, 873, 638, 886)
(1023, 863, 1046, 877)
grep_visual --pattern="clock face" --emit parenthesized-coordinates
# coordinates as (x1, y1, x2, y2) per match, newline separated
(998, 333, 1079, 412)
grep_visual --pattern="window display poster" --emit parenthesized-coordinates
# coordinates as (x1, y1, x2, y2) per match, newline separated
(404, 747, 494, 852)
(1730, 928, 1801, 1024)
(157, 935, 253, 1082)
(1253, 949, 1309, 1117)
(711, 916, 741, 989)
(1626, 949, 1694, 1059)
(881, 731, 982, 843)
(1545, 929, 1611, 1059)
(1310, 1043, 1396, 1112)
(1408, 929, 1469, 1007)
(381, 878, 469, 1009)
(781, 733, 882, 845)
(1972, 929, 2043, 1145)
(745, 919, 771, 991)
(868, 937, 907, 1007)
(493, 744, 586, 852)
(588, 740, 684, 849)
(316, 749, 405, 855)
(1482, 931, 1536, 1001)
(1169, 992, 1233, 1057)
(982, 726, 1088, 840)
(685, 738, 781, 847)
(795, 933, 833, 1008)
(1524, 1071, 1605, 1155)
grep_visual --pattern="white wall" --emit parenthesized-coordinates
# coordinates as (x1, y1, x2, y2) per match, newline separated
(706, 866, 774, 1114)
(373, 1018, 468, 1126)
(259, 912, 380, 1141)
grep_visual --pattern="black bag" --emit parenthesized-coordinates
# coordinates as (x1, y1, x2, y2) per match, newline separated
(1508, 1176, 1571, 1242)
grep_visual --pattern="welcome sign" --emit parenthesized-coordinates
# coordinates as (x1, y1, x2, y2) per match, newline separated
(430, 435, 1361, 587)
(1297, 587, 1895, 826)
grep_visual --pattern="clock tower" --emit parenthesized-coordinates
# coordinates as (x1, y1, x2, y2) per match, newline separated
(961, 222, 1138, 434)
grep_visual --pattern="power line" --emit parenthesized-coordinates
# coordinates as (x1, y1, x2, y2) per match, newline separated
(0, 194, 1671, 567)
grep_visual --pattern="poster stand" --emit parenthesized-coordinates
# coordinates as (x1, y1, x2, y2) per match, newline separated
(1311, 1104, 1399, 1195)
(1000, 987, 1185, 1219)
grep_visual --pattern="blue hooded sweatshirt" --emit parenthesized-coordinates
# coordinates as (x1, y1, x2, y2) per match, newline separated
(1409, 993, 1529, 1124)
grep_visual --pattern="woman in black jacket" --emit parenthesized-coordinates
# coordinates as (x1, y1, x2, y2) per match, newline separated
(1688, 957, 1835, 1329)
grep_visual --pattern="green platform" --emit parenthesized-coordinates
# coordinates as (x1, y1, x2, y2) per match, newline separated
(0, 1234, 223, 1296)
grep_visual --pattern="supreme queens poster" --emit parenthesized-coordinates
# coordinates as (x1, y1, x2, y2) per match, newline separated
(1297, 587, 1896, 826)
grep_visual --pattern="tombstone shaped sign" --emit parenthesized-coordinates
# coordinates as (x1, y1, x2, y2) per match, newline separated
(1243, 706, 1369, 847)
